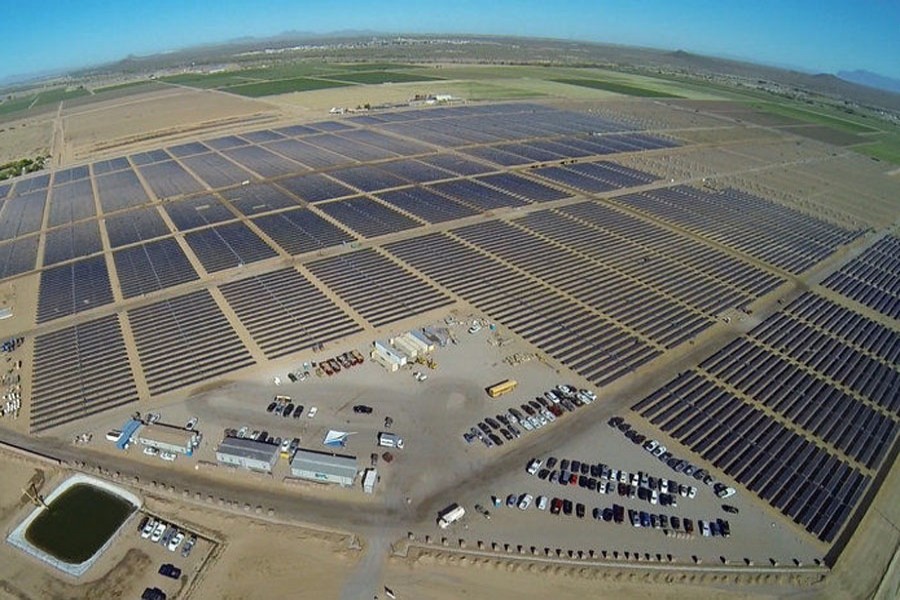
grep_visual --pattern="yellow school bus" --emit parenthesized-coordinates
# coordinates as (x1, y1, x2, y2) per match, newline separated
(486, 379, 518, 398)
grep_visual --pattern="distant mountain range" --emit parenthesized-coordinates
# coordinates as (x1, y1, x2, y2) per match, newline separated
(837, 70, 900, 94)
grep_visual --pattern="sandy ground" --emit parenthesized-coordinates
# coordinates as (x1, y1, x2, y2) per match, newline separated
(0, 118, 52, 164)
(61, 86, 277, 161)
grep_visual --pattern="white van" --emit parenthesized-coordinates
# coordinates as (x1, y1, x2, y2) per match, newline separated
(377, 432, 404, 449)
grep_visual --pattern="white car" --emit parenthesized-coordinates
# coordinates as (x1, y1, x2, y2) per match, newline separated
(580, 389, 597, 402)
(536, 496, 548, 511)
(520, 419, 534, 432)
(652, 445, 667, 458)
(468, 321, 482, 334)
(159, 451, 177, 462)
(168, 531, 185, 552)
(186, 417, 198, 430)
(151, 522, 166, 543)
(526, 458, 542, 475)
(650, 490, 659, 505)
(541, 409, 556, 423)
(517, 494, 533, 510)
(688, 486, 698, 499)
(143, 446, 159, 456)
(643, 439, 659, 453)
(576, 391, 593, 404)
(141, 519, 156, 539)
(308, 407, 318, 419)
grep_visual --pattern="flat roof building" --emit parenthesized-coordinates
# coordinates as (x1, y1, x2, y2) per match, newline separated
(290, 449, 358, 487)
(216, 437, 279, 473)
(136, 423, 195, 455)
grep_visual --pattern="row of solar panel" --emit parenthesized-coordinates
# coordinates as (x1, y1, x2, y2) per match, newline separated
(822, 236, 900, 320)
(615, 186, 862, 275)
(384, 232, 661, 386)
(631, 371, 869, 543)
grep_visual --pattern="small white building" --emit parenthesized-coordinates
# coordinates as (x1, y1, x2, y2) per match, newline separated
(215, 437, 279, 473)
(291, 450, 358, 487)
(362, 468, 378, 494)
(372, 341, 406, 372)
(137, 423, 195, 456)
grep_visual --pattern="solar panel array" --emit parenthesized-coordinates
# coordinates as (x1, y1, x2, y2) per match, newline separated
(385, 233, 660, 386)
(36, 256, 114, 323)
(184, 222, 277, 273)
(631, 290, 899, 543)
(113, 238, 199, 299)
(219, 267, 362, 359)
(615, 186, 862, 274)
(632, 371, 868, 543)
(129, 290, 255, 394)
(307, 248, 453, 328)
(822, 235, 900, 319)
(252, 208, 353, 255)
(30, 314, 138, 432)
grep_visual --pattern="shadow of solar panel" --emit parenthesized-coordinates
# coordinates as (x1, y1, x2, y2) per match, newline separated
(264, 138, 353, 169)
(252, 208, 352, 255)
(0, 235, 38, 280)
(222, 146, 305, 178)
(240, 129, 286, 143)
(105, 206, 171, 248)
(92, 157, 131, 175)
(427, 179, 528, 211)
(184, 221, 276, 273)
(167, 141, 209, 157)
(376, 188, 477, 224)
(95, 169, 150, 213)
(417, 154, 495, 176)
(139, 160, 206, 199)
(43, 221, 103, 266)
(30, 314, 137, 432)
(317, 197, 421, 238)
(220, 267, 362, 359)
(53, 165, 90, 185)
(164, 194, 236, 231)
(221, 183, 300, 215)
(114, 237, 199, 299)
(180, 152, 254, 188)
(476, 173, 570, 202)
(129, 290, 255, 395)
(36, 255, 113, 323)
(307, 248, 452, 328)
(328, 166, 407, 192)
(204, 135, 249, 150)
(0, 190, 47, 240)
(130, 149, 171, 166)
(279, 173, 356, 203)
(48, 179, 96, 227)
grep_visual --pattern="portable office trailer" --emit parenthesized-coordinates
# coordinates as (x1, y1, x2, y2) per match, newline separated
(137, 423, 195, 456)
(362, 468, 378, 494)
(215, 437, 279, 472)
(291, 449, 358, 487)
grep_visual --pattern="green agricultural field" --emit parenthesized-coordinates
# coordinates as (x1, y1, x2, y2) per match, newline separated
(0, 95, 38, 116)
(32, 87, 90, 107)
(224, 77, 351, 97)
(328, 71, 444, 85)
(162, 72, 266, 88)
(855, 135, 900, 165)
(748, 102, 878, 134)
(552, 78, 681, 98)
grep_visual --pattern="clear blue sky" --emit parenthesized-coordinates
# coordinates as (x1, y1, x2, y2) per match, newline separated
(3, 0, 899, 80)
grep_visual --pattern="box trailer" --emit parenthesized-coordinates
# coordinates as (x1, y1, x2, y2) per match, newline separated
(437, 503, 465, 529)
(377, 432, 404, 449)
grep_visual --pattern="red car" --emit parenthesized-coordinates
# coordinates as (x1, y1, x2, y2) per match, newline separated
(550, 498, 563, 515)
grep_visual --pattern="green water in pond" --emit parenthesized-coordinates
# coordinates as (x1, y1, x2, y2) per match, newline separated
(25, 484, 134, 564)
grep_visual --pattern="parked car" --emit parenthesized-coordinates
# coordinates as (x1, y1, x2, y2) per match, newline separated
(185, 417, 198, 430)
(517, 494, 533, 510)
(158, 563, 182, 579)
(167, 531, 185, 552)
(308, 407, 318, 419)
(181, 535, 197, 558)
(536, 496, 548, 511)
(141, 519, 156, 539)
(722, 504, 739, 514)
(293, 404, 305, 418)
(282, 403, 294, 418)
